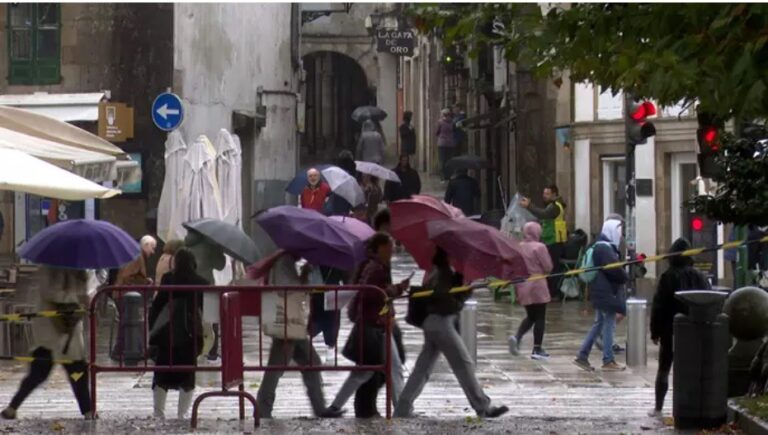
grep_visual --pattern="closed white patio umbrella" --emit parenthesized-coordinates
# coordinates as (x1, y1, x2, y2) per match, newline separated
(157, 131, 188, 242)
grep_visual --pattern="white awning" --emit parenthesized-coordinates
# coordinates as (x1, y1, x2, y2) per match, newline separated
(0, 92, 105, 122)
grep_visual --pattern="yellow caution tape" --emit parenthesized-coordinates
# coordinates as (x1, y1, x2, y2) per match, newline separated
(0, 308, 85, 323)
(0, 356, 74, 365)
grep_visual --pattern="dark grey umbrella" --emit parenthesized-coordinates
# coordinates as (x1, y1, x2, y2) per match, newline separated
(446, 154, 490, 172)
(182, 218, 261, 265)
(351, 106, 387, 123)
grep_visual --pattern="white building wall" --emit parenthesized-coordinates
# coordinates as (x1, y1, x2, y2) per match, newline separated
(596, 86, 623, 120)
(573, 138, 591, 234)
(574, 83, 594, 122)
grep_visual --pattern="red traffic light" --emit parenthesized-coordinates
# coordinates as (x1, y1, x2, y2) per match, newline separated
(630, 101, 657, 121)
(691, 216, 704, 232)
(701, 126, 719, 151)
(637, 253, 647, 262)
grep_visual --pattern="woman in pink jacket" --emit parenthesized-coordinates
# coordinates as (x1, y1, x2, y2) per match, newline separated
(508, 222, 553, 360)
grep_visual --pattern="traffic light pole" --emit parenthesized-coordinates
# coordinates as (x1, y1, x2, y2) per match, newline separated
(624, 93, 638, 297)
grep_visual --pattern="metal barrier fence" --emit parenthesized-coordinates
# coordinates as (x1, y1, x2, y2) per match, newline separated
(88, 284, 393, 427)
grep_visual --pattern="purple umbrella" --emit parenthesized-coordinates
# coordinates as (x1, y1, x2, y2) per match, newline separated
(18, 219, 140, 269)
(329, 216, 376, 241)
(255, 206, 367, 270)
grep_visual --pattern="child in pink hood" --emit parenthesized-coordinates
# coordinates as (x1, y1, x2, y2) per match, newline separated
(508, 222, 554, 360)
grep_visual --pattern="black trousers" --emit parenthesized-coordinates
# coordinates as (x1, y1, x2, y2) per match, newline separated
(9, 347, 91, 415)
(353, 324, 406, 418)
(655, 335, 674, 411)
(516, 303, 547, 348)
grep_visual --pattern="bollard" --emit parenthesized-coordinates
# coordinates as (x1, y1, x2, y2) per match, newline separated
(459, 299, 478, 365)
(626, 298, 647, 367)
(120, 292, 145, 366)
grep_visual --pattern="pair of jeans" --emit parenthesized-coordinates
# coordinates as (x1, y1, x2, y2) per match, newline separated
(394, 314, 492, 417)
(438, 147, 455, 181)
(577, 309, 616, 364)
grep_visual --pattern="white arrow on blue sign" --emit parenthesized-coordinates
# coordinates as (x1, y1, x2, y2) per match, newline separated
(151, 92, 184, 132)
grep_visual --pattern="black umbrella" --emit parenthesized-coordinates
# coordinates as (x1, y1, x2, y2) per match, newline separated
(446, 154, 490, 172)
(182, 218, 262, 265)
(351, 106, 388, 123)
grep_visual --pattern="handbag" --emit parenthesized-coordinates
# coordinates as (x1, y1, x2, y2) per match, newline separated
(405, 286, 429, 328)
(342, 322, 385, 365)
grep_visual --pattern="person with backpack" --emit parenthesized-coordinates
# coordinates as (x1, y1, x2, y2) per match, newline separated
(648, 238, 710, 417)
(573, 218, 628, 372)
(508, 222, 554, 360)
(394, 247, 509, 419)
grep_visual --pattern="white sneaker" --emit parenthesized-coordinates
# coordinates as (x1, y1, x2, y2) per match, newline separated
(648, 409, 662, 418)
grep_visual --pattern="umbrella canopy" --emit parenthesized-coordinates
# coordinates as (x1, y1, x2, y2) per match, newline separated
(355, 161, 401, 183)
(390, 195, 464, 270)
(285, 164, 334, 195)
(321, 166, 365, 207)
(0, 148, 120, 201)
(329, 215, 376, 241)
(351, 106, 387, 123)
(182, 218, 261, 265)
(446, 154, 490, 172)
(256, 206, 367, 270)
(18, 219, 139, 269)
(427, 218, 528, 282)
(215, 129, 243, 227)
(157, 131, 188, 242)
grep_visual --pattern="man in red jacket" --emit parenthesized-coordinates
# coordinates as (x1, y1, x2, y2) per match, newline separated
(300, 168, 331, 212)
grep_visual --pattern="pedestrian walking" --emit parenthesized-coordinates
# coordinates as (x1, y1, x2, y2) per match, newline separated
(148, 248, 205, 419)
(444, 169, 481, 216)
(452, 104, 467, 154)
(301, 168, 332, 213)
(373, 209, 391, 234)
(321, 233, 409, 417)
(648, 238, 710, 417)
(574, 218, 628, 372)
(154, 239, 184, 289)
(324, 151, 357, 217)
(311, 265, 343, 363)
(2, 267, 95, 420)
(362, 174, 383, 224)
(256, 254, 327, 418)
(394, 247, 509, 418)
(356, 120, 386, 164)
(400, 111, 416, 157)
(520, 185, 567, 298)
(384, 154, 421, 203)
(436, 108, 455, 181)
(508, 222, 554, 360)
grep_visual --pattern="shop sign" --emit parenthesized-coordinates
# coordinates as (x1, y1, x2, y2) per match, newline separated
(376, 29, 414, 56)
(98, 102, 134, 142)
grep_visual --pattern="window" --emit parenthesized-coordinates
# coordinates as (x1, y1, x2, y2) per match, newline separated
(7, 3, 61, 85)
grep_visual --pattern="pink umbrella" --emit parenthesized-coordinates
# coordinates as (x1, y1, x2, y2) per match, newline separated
(426, 218, 528, 283)
(390, 195, 464, 270)
(329, 215, 375, 241)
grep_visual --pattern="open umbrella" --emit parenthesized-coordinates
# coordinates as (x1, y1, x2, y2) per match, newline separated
(390, 195, 464, 270)
(285, 164, 333, 195)
(321, 166, 365, 206)
(183, 218, 261, 265)
(329, 215, 376, 241)
(18, 219, 139, 269)
(355, 161, 401, 183)
(255, 206, 367, 270)
(351, 106, 387, 123)
(446, 154, 490, 172)
(426, 218, 528, 282)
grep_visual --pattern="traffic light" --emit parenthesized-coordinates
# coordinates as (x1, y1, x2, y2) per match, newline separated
(442, 46, 463, 74)
(696, 112, 724, 178)
(691, 216, 705, 232)
(625, 99, 657, 145)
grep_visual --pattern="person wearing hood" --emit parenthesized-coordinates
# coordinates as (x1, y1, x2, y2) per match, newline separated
(520, 185, 568, 298)
(648, 238, 710, 417)
(356, 120, 386, 164)
(508, 222, 554, 360)
(574, 218, 628, 372)
(444, 169, 481, 216)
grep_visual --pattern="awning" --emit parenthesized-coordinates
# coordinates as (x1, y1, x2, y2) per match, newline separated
(0, 92, 105, 122)
(0, 148, 120, 201)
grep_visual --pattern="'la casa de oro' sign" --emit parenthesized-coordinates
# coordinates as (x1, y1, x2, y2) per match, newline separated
(376, 29, 414, 56)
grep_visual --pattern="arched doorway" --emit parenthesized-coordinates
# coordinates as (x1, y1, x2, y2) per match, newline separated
(301, 51, 371, 164)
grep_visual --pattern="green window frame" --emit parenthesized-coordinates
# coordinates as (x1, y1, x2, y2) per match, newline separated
(7, 3, 61, 85)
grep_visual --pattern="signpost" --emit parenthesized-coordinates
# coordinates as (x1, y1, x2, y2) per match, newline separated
(151, 92, 184, 132)
(375, 29, 414, 56)
(98, 102, 134, 142)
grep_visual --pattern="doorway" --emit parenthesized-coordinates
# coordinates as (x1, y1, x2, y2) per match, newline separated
(601, 156, 626, 221)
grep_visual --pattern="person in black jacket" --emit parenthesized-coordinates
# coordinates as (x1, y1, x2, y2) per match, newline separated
(444, 169, 480, 216)
(394, 248, 508, 419)
(399, 111, 416, 157)
(384, 155, 421, 203)
(648, 238, 710, 417)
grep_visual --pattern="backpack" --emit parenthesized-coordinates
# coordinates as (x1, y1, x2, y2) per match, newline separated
(578, 241, 610, 284)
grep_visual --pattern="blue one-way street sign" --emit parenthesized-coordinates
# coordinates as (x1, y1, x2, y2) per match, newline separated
(151, 92, 184, 131)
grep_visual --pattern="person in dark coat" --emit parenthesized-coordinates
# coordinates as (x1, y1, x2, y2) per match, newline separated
(648, 238, 710, 417)
(149, 248, 206, 419)
(399, 111, 416, 157)
(385, 155, 421, 203)
(444, 169, 480, 216)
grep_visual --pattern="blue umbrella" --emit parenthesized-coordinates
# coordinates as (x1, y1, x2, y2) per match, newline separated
(285, 164, 333, 195)
(18, 219, 140, 269)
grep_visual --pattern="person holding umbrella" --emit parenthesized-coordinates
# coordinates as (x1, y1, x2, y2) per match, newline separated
(301, 168, 331, 213)
(444, 169, 481, 217)
(394, 247, 509, 419)
(356, 120, 386, 165)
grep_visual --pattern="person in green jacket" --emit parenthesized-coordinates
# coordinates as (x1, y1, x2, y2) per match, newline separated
(520, 184, 567, 297)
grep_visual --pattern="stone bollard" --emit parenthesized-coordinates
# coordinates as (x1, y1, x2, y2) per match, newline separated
(120, 291, 146, 366)
(626, 298, 647, 367)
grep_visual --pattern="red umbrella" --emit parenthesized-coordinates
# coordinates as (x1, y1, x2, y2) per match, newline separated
(390, 195, 464, 270)
(426, 218, 528, 283)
